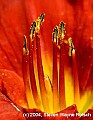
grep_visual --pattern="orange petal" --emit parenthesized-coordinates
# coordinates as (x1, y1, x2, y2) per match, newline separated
(0, 0, 30, 76)
(0, 100, 26, 120)
(0, 69, 27, 108)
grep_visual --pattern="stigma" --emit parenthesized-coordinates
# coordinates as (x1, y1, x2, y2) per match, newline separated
(22, 13, 80, 113)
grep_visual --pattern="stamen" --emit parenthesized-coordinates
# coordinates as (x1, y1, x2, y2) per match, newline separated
(34, 14, 50, 112)
(52, 27, 59, 113)
(59, 42, 66, 109)
(59, 22, 66, 110)
(68, 38, 80, 105)
(35, 32, 50, 112)
(29, 23, 42, 109)
(64, 37, 74, 107)
(72, 49, 80, 104)
(22, 36, 36, 108)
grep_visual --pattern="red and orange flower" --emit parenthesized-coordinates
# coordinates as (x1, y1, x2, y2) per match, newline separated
(0, 0, 93, 120)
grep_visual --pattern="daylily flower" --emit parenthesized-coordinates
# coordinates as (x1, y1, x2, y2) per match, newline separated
(0, 0, 93, 120)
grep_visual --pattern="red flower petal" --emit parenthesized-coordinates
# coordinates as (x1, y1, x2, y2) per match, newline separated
(0, 91, 10, 101)
(0, 92, 26, 120)
(0, 69, 27, 107)
(0, 0, 30, 76)
(0, 100, 26, 120)
(0, 0, 93, 119)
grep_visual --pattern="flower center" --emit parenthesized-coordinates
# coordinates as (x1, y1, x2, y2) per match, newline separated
(22, 13, 80, 113)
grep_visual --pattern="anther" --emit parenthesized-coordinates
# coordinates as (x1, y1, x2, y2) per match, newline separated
(58, 22, 66, 40)
(35, 13, 45, 33)
(30, 22, 36, 39)
(23, 35, 29, 54)
(52, 26, 58, 44)
(23, 35, 27, 49)
(68, 37, 74, 56)
(39, 13, 45, 25)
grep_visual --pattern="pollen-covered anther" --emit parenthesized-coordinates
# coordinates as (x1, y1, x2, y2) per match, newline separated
(23, 35, 29, 55)
(52, 26, 58, 44)
(35, 13, 45, 33)
(68, 37, 74, 56)
(58, 21, 66, 41)
(30, 21, 36, 40)
(39, 13, 45, 25)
